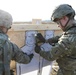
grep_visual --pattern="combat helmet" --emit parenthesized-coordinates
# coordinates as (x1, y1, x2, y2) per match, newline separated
(51, 4, 75, 22)
(0, 10, 13, 29)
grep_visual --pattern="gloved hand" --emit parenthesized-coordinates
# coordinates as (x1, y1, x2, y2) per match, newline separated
(46, 38, 55, 45)
(35, 33, 45, 44)
(35, 44, 41, 53)
(46, 36, 60, 46)
(28, 54, 34, 60)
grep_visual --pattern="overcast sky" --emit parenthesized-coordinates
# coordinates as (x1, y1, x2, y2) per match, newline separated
(0, 0, 76, 22)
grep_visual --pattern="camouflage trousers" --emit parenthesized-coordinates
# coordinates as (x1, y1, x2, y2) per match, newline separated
(58, 68, 76, 75)
(50, 61, 76, 75)
(50, 67, 76, 75)
(50, 61, 59, 75)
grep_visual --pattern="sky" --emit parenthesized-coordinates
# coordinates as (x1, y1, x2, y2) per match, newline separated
(0, 0, 76, 22)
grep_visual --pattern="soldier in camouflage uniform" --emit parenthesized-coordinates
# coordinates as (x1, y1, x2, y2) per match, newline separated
(35, 4, 76, 75)
(0, 10, 34, 75)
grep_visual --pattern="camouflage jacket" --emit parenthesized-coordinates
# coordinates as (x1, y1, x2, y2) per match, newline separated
(39, 25, 76, 72)
(0, 32, 32, 75)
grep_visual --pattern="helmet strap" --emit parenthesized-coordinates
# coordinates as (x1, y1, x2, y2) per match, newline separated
(63, 13, 74, 28)
(60, 17, 70, 28)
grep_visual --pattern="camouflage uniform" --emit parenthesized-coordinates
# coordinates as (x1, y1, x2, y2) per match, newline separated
(0, 31, 33, 75)
(0, 10, 33, 75)
(35, 4, 76, 75)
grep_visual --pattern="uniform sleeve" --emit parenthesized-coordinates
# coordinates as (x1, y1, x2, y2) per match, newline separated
(39, 36, 71, 61)
(11, 43, 32, 64)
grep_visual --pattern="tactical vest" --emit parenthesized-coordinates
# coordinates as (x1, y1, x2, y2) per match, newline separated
(0, 33, 12, 75)
(57, 27, 76, 75)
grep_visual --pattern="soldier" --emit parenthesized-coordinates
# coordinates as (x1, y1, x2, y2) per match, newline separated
(0, 9, 34, 75)
(35, 4, 76, 75)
